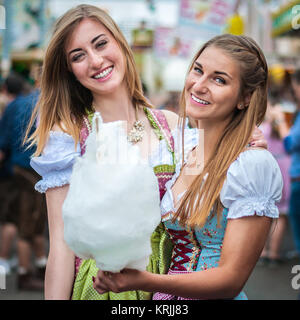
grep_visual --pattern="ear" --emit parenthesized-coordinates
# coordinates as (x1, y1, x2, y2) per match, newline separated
(237, 94, 251, 110)
(237, 102, 244, 110)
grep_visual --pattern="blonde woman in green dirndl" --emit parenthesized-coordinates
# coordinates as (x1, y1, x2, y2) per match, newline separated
(27, 4, 181, 300)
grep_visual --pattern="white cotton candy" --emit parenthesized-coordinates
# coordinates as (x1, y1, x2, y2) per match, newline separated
(62, 112, 161, 272)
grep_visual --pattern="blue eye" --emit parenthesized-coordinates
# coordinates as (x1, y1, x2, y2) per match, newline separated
(215, 77, 226, 84)
(194, 67, 203, 74)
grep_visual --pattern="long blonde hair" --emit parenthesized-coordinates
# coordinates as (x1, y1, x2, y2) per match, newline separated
(174, 34, 268, 228)
(26, 4, 152, 156)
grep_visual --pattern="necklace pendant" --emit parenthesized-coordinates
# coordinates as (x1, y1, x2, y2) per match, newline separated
(128, 120, 145, 144)
(134, 120, 144, 131)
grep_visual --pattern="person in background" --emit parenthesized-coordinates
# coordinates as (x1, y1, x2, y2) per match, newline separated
(0, 72, 47, 291)
(259, 101, 291, 267)
(271, 69, 300, 266)
(0, 73, 24, 275)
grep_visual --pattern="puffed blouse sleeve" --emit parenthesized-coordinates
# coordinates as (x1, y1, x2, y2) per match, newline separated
(30, 131, 80, 193)
(220, 149, 283, 219)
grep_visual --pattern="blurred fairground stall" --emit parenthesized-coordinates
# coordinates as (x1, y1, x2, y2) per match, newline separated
(0, 0, 299, 102)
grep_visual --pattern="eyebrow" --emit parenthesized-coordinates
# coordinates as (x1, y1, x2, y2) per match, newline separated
(195, 61, 233, 80)
(91, 34, 105, 44)
(68, 34, 105, 56)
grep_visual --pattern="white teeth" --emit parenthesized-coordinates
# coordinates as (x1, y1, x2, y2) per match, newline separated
(191, 94, 209, 105)
(94, 67, 113, 79)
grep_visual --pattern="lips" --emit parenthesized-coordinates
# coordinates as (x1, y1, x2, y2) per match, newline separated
(191, 93, 210, 105)
(92, 66, 113, 81)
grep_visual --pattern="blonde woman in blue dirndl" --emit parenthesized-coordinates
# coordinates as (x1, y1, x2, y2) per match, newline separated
(92, 35, 283, 300)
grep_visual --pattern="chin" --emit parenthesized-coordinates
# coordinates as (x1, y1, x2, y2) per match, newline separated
(186, 105, 204, 121)
(92, 81, 123, 95)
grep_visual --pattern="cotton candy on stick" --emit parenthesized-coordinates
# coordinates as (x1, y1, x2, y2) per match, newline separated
(63, 112, 161, 272)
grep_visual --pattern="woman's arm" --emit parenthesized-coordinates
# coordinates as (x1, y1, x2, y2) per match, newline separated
(93, 215, 271, 299)
(45, 185, 75, 300)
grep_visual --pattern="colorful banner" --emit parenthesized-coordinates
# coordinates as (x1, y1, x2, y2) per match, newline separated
(179, 0, 238, 36)
(154, 0, 238, 60)
(154, 27, 192, 59)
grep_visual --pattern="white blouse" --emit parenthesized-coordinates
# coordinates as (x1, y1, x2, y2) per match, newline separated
(161, 148, 283, 221)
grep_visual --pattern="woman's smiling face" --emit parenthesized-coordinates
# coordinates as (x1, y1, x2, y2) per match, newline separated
(65, 18, 127, 97)
(185, 46, 243, 125)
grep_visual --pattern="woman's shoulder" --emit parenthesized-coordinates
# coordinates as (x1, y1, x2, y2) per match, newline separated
(220, 147, 283, 219)
(31, 126, 80, 174)
(30, 129, 80, 193)
(239, 146, 274, 157)
(44, 131, 77, 152)
(234, 148, 278, 167)
(46, 121, 79, 145)
(225, 148, 281, 184)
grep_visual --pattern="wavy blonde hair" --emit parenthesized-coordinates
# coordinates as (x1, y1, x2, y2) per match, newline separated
(174, 34, 269, 228)
(26, 4, 152, 156)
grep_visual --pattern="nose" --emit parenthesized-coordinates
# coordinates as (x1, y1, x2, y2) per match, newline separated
(192, 76, 209, 94)
(89, 51, 103, 69)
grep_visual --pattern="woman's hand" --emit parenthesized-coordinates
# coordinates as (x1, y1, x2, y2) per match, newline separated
(92, 216, 272, 299)
(92, 268, 148, 294)
(249, 126, 267, 149)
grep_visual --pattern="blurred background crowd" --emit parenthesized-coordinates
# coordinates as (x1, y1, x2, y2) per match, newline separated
(0, 0, 300, 299)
